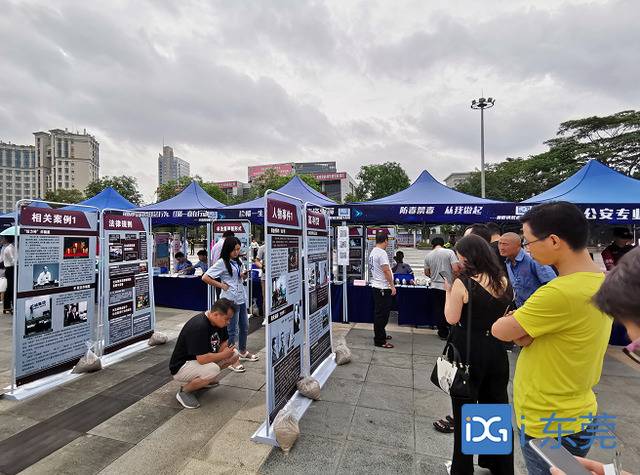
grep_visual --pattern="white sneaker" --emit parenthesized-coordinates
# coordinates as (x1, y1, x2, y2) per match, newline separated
(445, 461, 452, 475)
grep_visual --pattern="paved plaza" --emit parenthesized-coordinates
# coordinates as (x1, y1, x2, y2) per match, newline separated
(0, 307, 638, 474)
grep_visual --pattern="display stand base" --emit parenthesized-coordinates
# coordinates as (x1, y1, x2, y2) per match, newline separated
(251, 353, 337, 446)
(2, 340, 153, 401)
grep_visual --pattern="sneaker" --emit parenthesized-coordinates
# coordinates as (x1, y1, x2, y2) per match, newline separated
(445, 460, 452, 475)
(176, 388, 200, 409)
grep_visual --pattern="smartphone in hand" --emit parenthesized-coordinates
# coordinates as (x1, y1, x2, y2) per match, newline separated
(528, 439, 590, 475)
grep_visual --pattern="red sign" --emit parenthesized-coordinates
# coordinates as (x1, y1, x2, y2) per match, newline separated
(20, 206, 91, 229)
(267, 198, 299, 227)
(214, 181, 239, 189)
(103, 213, 146, 231)
(313, 172, 346, 181)
(213, 222, 245, 233)
(367, 227, 393, 238)
(306, 209, 326, 230)
(248, 163, 294, 180)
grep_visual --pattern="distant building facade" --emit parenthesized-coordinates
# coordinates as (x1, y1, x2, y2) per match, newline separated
(213, 180, 251, 199)
(0, 142, 37, 213)
(158, 146, 190, 186)
(444, 172, 471, 188)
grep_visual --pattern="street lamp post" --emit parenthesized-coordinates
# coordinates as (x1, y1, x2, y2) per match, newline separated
(471, 96, 495, 198)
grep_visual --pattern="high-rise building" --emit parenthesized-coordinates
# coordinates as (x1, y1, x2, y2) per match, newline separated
(443, 172, 472, 188)
(33, 128, 100, 197)
(158, 146, 190, 186)
(0, 142, 38, 213)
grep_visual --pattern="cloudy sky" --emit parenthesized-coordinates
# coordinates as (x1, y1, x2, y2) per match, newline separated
(1, 0, 638, 202)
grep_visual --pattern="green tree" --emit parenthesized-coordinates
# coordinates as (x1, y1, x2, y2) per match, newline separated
(85, 176, 143, 205)
(349, 162, 410, 201)
(242, 169, 321, 201)
(155, 176, 227, 204)
(44, 188, 85, 204)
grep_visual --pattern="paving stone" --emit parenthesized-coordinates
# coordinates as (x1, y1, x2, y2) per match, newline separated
(259, 434, 344, 475)
(138, 380, 183, 409)
(366, 364, 413, 388)
(348, 406, 414, 450)
(413, 368, 434, 391)
(358, 382, 414, 414)
(62, 368, 143, 395)
(414, 454, 452, 474)
(194, 417, 271, 471)
(348, 348, 373, 364)
(89, 400, 180, 444)
(371, 350, 413, 369)
(235, 390, 267, 424)
(320, 377, 363, 405)
(412, 354, 435, 370)
(414, 389, 452, 418)
(20, 434, 132, 475)
(179, 457, 253, 475)
(298, 400, 356, 440)
(412, 339, 447, 357)
(219, 368, 266, 391)
(601, 359, 640, 379)
(331, 362, 369, 382)
(593, 389, 637, 416)
(11, 388, 95, 421)
(337, 440, 414, 475)
(0, 413, 39, 443)
(414, 415, 454, 457)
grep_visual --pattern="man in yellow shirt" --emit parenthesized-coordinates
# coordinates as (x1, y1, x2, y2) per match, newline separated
(492, 202, 611, 475)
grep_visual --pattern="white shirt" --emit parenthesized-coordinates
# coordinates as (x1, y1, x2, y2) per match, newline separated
(211, 238, 225, 263)
(2, 243, 16, 268)
(368, 247, 391, 289)
(205, 258, 246, 304)
(37, 271, 51, 285)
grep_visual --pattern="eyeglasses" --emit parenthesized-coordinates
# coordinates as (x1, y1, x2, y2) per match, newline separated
(522, 235, 549, 247)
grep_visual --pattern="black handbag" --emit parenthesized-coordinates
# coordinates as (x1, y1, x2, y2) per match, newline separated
(430, 279, 474, 399)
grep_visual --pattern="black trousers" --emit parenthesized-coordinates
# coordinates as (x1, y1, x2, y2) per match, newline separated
(450, 332, 514, 475)
(372, 288, 392, 345)
(430, 288, 449, 338)
(4, 266, 14, 311)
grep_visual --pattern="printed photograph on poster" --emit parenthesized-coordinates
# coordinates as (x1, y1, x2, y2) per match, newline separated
(322, 311, 329, 328)
(109, 234, 120, 243)
(349, 237, 361, 248)
(63, 237, 90, 259)
(63, 301, 88, 326)
(109, 243, 124, 262)
(271, 328, 295, 364)
(32, 263, 60, 289)
(135, 275, 150, 310)
(287, 247, 299, 272)
(271, 274, 287, 310)
(350, 248, 362, 259)
(347, 260, 363, 274)
(138, 262, 148, 274)
(123, 240, 139, 261)
(293, 304, 301, 334)
(24, 296, 52, 336)
(308, 266, 317, 291)
(316, 261, 328, 286)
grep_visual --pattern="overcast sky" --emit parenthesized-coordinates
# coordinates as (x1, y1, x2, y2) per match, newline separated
(1, 0, 638, 202)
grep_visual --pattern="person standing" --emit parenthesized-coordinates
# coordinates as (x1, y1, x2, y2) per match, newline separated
(369, 232, 396, 348)
(392, 250, 414, 275)
(250, 238, 259, 260)
(424, 237, 461, 339)
(211, 230, 234, 264)
(444, 234, 514, 475)
(487, 222, 507, 274)
(1, 236, 16, 314)
(492, 202, 611, 475)
(203, 237, 259, 372)
(498, 232, 556, 308)
(255, 243, 267, 325)
(601, 227, 634, 271)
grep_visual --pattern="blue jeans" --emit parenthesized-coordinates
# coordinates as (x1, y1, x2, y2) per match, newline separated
(519, 426, 594, 475)
(228, 302, 248, 353)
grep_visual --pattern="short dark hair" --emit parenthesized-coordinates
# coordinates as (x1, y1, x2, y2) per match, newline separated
(613, 227, 633, 239)
(375, 232, 389, 244)
(520, 202, 588, 251)
(465, 224, 492, 243)
(431, 237, 445, 247)
(212, 297, 235, 315)
(222, 231, 235, 238)
(395, 251, 404, 260)
(594, 247, 640, 323)
(486, 222, 501, 236)
(197, 249, 207, 257)
(174, 252, 185, 258)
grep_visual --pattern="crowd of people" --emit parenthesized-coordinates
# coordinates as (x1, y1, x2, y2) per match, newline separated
(367, 202, 637, 475)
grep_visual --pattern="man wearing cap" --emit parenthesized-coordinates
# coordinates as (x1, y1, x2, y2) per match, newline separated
(601, 227, 635, 271)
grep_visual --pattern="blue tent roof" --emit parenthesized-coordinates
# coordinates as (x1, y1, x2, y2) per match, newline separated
(135, 181, 225, 225)
(64, 186, 136, 211)
(346, 170, 512, 224)
(523, 160, 640, 204)
(219, 176, 336, 223)
(0, 200, 51, 221)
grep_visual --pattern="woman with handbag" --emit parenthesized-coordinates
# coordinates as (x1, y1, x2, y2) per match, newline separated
(442, 234, 514, 475)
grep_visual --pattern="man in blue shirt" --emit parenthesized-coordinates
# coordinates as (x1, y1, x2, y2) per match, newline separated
(192, 250, 209, 274)
(174, 252, 194, 275)
(499, 232, 556, 307)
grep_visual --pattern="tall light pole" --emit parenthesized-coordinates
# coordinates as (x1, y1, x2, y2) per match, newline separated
(471, 96, 495, 198)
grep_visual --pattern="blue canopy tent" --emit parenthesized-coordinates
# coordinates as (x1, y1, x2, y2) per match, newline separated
(63, 186, 136, 212)
(135, 181, 224, 226)
(347, 170, 513, 224)
(0, 201, 51, 229)
(219, 176, 337, 224)
(520, 160, 640, 223)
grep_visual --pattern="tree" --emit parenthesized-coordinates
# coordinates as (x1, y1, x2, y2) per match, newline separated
(243, 169, 321, 201)
(349, 162, 410, 201)
(85, 176, 143, 205)
(44, 188, 85, 204)
(155, 175, 227, 204)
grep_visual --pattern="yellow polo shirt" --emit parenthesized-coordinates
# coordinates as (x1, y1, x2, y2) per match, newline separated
(513, 272, 611, 438)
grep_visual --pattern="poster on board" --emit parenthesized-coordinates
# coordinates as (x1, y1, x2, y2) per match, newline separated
(153, 232, 171, 272)
(14, 206, 98, 385)
(366, 226, 396, 281)
(212, 221, 251, 262)
(265, 196, 304, 424)
(305, 207, 332, 374)
(347, 226, 365, 281)
(103, 212, 155, 351)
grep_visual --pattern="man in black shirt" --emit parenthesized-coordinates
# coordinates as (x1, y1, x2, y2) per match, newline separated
(169, 298, 239, 409)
